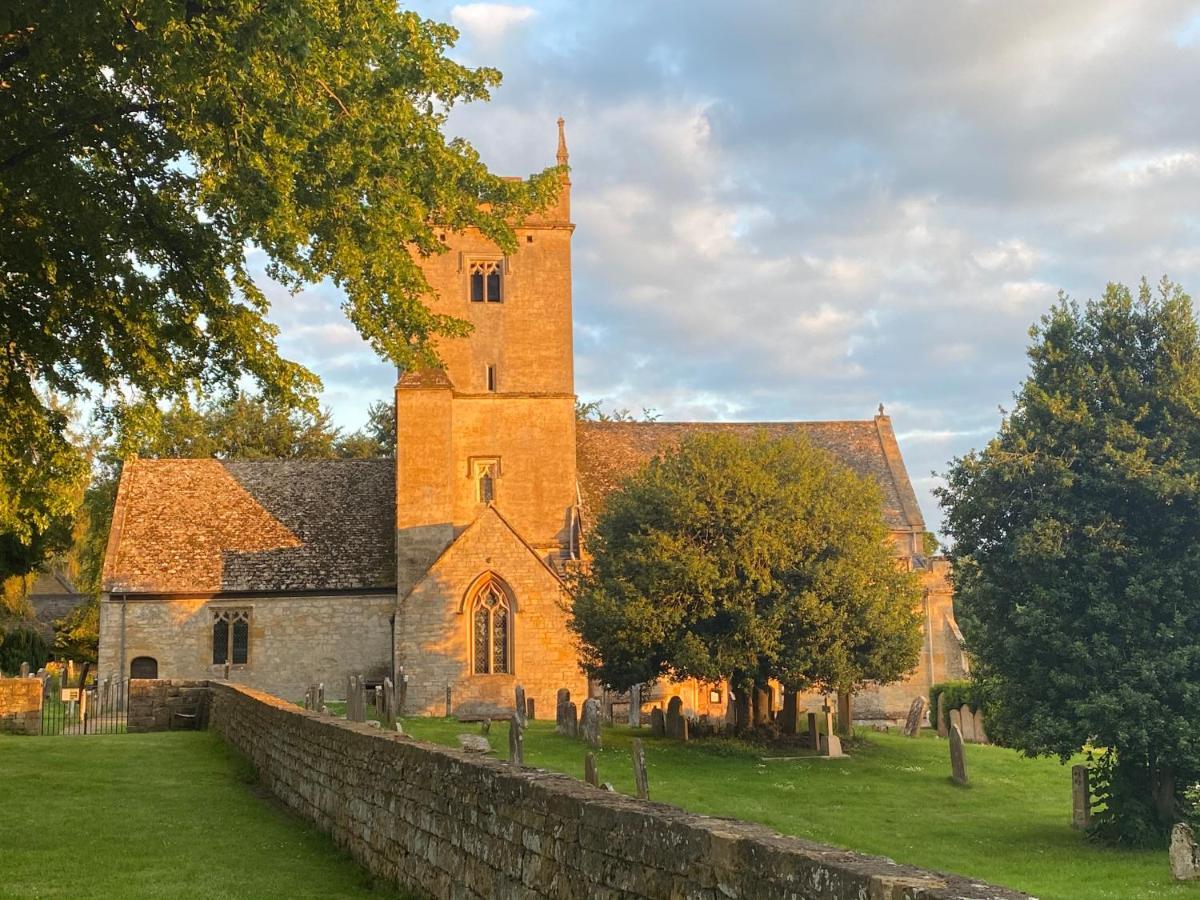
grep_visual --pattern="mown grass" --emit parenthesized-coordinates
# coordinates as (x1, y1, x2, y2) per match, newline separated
(0, 731, 406, 899)
(394, 715, 1198, 900)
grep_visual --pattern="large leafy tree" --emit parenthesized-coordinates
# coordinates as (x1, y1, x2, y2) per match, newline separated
(938, 278, 1200, 846)
(570, 432, 923, 729)
(0, 0, 560, 578)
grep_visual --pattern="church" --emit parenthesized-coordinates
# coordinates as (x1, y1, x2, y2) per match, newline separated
(97, 123, 966, 722)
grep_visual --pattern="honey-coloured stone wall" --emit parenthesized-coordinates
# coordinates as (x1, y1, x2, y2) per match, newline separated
(0, 678, 42, 734)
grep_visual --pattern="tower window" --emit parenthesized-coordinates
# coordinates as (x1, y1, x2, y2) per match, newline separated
(471, 581, 512, 675)
(469, 260, 503, 303)
(486, 365, 497, 392)
(526, 235, 533, 243)
(471, 458, 499, 504)
(212, 609, 251, 666)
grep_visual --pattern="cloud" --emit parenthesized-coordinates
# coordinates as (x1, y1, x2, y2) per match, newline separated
(450, 4, 536, 41)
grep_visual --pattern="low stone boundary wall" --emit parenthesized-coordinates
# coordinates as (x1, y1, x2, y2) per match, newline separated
(208, 682, 1029, 899)
(128, 679, 210, 732)
(0, 678, 42, 735)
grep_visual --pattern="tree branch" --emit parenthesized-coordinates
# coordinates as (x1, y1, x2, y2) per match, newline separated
(0, 102, 162, 171)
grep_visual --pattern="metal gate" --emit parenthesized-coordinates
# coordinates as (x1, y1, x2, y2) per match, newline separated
(41, 678, 128, 735)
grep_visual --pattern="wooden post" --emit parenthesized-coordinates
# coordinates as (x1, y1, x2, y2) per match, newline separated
(584, 752, 598, 786)
(631, 738, 649, 800)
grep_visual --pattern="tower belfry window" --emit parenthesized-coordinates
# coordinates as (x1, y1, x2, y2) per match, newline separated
(469, 260, 503, 303)
(486, 365, 497, 392)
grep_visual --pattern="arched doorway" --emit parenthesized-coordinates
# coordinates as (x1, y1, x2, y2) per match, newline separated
(130, 656, 158, 679)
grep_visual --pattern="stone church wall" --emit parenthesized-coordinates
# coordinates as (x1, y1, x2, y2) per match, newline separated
(98, 592, 394, 703)
(0, 678, 42, 735)
(208, 681, 1029, 899)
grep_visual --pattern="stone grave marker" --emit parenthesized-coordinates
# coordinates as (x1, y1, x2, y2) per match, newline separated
(584, 752, 598, 786)
(837, 692, 853, 738)
(565, 701, 578, 738)
(665, 696, 684, 739)
(936, 693, 948, 738)
(373, 685, 382, 719)
(972, 708, 989, 744)
(949, 723, 968, 785)
(581, 698, 602, 749)
(650, 707, 665, 737)
(958, 705, 977, 742)
(820, 700, 845, 758)
(381, 678, 397, 731)
(317, 683, 325, 713)
(555, 688, 571, 734)
(1071, 764, 1091, 829)
(508, 713, 524, 766)
(949, 706, 963, 735)
(902, 696, 927, 737)
(1171, 823, 1199, 881)
(628, 684, 642, 728)
(444, 685, 453, 718)
(631, 738, 649, 800)
(458, 734, 491, 754)
(807, 712, 819, 751)
(514, 684, 527, 728)
(679, 715, 689, 742)
(526, 697, 535, 721)
(396, 667, 407, 715)
(19, 662, 29, 678)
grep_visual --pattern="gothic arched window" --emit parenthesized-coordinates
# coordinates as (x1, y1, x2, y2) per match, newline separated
(471, 581, 512, 675)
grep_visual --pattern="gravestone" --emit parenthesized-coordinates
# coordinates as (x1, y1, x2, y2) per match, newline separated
(458, 734, 491, 754)
(317, 683, 325, 714)
(958, 705, 976, 742)
(565, 701, 578, 738)
(679, 715, 689, 742)
(19, 662, 29, 678)
(508, 713, 524, 766)
(1071, 765, 1091, 829)
(1171, 823, 1199, 881)
(526, 697, 535, 721)
(936, 693, 948, 738)
(819, 733, 845, 758)
(949, 723, 968, 785)
(837, 692, 853, 738)
(584, 752, 598, 786)
(631, 738, 649, 800)
(665, 696, 684, 740)
(902, 696, 927, 737)
(396, 667, 407, 715)
(555, 688, 571, 734)
(807, 712, 819, 751)
(822, 700, 836, 751)
(514, 684, 527, 728)
(444, 685, 453, 718)
(949, 706, 963, 735)
(972, 708, 989, 744)
(373, 685, 383, 718)
(628, 684, 642, 728)
(650, 707, 665, 737)
(381, 678, 397, 731)
(781, 691, 802, 735)
(581, 698, 602, 748)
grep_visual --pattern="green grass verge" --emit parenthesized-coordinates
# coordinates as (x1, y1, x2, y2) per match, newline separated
(0, 731, 405, 899)
(396, 716, 1198, 900)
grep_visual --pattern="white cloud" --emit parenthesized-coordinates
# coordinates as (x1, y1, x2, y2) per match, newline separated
(449, 4, 535, 40)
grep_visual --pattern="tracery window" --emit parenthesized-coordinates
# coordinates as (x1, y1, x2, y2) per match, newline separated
(471, 582, 511, 675)
(472, 458, 499, 503)
(212, 609, 251, 666)
(469, 260, 503, 303)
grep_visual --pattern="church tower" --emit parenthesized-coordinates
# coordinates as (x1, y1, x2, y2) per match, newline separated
(394, 121, 578, 591)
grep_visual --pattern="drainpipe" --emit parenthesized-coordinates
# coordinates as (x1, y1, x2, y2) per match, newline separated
(119, 596, 127, 682)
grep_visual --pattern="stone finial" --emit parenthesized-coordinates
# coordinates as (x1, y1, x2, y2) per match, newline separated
(877, 403, 886, 417)
(556, 117, 569, 167)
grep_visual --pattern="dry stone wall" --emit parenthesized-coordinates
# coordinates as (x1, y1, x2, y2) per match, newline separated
(209, 682, 1029, 899)
(127, 679, 210, 732)
(0, 678, 41, 734)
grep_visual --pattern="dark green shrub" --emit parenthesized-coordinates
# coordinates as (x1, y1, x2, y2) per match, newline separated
(0, 627, 50, 675)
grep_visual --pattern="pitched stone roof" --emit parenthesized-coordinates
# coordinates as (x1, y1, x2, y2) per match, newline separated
(103, 458, 396, 595)
(575, 416, 925, 532)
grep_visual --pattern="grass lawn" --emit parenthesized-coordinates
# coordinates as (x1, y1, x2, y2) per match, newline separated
(391, 715, 1198, 900)
(0, 731, 405, 900)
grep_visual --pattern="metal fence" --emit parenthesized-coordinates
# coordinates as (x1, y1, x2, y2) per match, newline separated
(41, 677, 128, 735)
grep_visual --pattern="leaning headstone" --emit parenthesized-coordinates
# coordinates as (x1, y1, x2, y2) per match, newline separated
(902, 696, 927, 737)
(807, 712, 819, 751)
(949, 723, 969, 785)
(458, 734, 492, 754)
(19, 662, 30, 678)
(581, 698, 602, 749)
(584, 752, 598, 786)
(1071, 765, 1091, 829)
(650, 707, 665, 737)
(1171, 823, 1200, 881)
(514, 684, 527, 728)
(631, 738, 649, 800)
(958, 704, 977, 742)
(936, 693, 948, 739)
(665, 696, 684, 739)
(508, 713, 524, 766)
(560, 701, 578, 738)
(972, 708, 989, 744)
(628, 684, 642, 728)
(819, 733, 845, 758)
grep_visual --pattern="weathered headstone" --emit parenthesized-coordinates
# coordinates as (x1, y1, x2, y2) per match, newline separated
(381, 678, 397, 731)
(902, 696, 928, 738)
(514, 684, 527, 728)
(807, 712, 819, 751)
(373, 685, 383, 719)
(1071, 764, 1091, 829)
(819, 733, 844, 758)
(837, 691, 853, 738)
(317, 682, 326, 714)
(581, 698, 602, 748)
(936, 693, 948, 738)
(565, 701, 578, 738)
(958, 704, 976, 742)
(508, 713, 524, 766)
(949, 706, 963, 735)
(631, 738, 649, 800)
(555, 688, 571, 734)
(584, 752, 598, 786)
(821, 699, 835, 750)
(458, 734, 491, 754)
(444, 684, 453, 718)
(526, 697, 535, 721)
(972, 708, 989, 744)
(1171, 823, 1200, 881)
(19, 662, 30, 678)
(396, 667, 406, 715)
(949, 723, 968, 785)
(628, 684, 642, 728)
(679, 715, 689, 743)
(650, 707, 665, 737)
(665, 696, 684, 740)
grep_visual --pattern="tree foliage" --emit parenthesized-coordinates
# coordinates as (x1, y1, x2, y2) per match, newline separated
(937, 278, 1200, 846)
(1, 0, 558, 579)
(570, 433, 923, 716)
(0, 626, 49, 675)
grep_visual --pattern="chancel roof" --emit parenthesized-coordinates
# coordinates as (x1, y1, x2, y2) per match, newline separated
(103, 458, 396, 595)
(574, 417, 925, 533)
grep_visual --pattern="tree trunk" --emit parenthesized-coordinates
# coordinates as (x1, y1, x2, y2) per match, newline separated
(1152, 767, 1177, 826)
(733, 691, 752, 734)
(753, 685, 771, 727)
(836, 690, 853, 738)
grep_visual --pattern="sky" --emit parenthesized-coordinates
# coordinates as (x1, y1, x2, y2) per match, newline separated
(262, 1, 1200, 538)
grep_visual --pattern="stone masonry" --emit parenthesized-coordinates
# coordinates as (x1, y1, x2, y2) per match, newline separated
(0, 678, 42, 735)
(127, 679, 211, 732)
(209, 681, 1030, 899)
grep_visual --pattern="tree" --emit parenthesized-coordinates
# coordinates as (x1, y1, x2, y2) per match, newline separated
(1, 1, 561, 579)
(0, 626, 49, 675)
(335, 399, 395, 458)
(937, 278, 1200, 846)
(569, 432, 923, 730)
